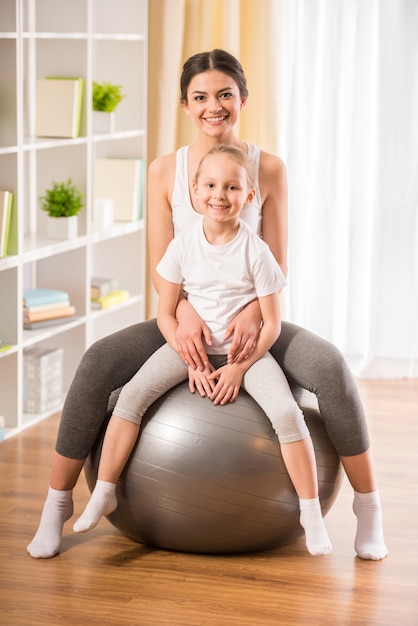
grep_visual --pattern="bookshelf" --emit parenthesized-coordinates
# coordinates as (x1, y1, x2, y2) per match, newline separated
(0, 0, 148, 438)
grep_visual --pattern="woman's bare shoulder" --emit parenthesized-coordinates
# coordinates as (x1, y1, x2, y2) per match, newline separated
(259, 149, 287, 175)
(258, 150, 287, 199)
(149, 152, 177, 177)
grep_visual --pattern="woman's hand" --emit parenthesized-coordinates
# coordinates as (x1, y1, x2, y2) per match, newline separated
(175, 298, 212, 370)
(224, 299, 262, 364)
(188, 362, 216, 397)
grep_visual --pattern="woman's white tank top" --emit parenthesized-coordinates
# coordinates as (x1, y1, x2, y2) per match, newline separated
(171, 143, 263, 237)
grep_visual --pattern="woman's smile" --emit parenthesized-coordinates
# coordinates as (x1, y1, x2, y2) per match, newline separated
(203, 114, 228, 125)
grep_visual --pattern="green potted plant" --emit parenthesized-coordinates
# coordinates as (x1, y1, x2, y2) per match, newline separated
(92, 80, 125, 132)
(40, 178, 83, 240)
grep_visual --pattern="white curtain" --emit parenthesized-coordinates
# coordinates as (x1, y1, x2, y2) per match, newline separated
(281, 0, 418, 378)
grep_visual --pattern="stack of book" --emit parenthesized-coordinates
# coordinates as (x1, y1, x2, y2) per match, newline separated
(91, 277, 130, 310)
(23, 288, 76, 330)
(23, 346, 64, 413)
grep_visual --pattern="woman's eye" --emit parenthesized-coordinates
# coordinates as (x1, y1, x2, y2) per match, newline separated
(220, 92, 232, 99)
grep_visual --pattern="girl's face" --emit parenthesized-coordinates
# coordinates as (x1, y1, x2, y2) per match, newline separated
(182, 70, 247, 138)
(193, 153, 255, 226)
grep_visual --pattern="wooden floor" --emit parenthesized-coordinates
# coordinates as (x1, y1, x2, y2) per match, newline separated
(0, 379, 417, 626)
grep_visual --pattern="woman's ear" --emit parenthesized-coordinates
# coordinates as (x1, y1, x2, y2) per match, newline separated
(240, 96, 248, 110)
(181, 98, 191, 116)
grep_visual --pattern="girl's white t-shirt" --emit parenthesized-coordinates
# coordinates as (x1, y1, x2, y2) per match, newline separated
(157, 218, 286, 355)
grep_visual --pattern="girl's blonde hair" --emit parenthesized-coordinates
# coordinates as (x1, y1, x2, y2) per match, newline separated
(194, 144, 255, 189)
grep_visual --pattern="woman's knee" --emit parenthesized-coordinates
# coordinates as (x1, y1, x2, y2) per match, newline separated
(80, 320, 163, 374)
(273, 322, 352, 391)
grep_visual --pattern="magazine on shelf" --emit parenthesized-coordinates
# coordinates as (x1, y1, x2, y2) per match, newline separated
(94, 158, 144, 221)
(0, 190, 14, 258)
(23, 316, 79, 330)
(22, 288, 70, 308)
(91, 289, 130, 310)
(91, 277, 117, 300)
(24, 305, 76, 323)
(24, 299, 71, 313)
(36, 77, 84, 138)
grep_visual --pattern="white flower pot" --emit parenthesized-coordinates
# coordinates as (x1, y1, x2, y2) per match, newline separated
(47, 215, 78, 240)
(92, 110, 116, 133)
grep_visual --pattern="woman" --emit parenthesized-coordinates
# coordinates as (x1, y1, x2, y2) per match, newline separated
(27, 49, 387, 561)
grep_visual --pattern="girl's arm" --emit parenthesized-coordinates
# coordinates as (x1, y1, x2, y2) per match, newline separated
(239, 291, 282, 367)
(156, 277, 182, 350)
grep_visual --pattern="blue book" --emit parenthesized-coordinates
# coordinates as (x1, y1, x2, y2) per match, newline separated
(22, 288, 70, 307)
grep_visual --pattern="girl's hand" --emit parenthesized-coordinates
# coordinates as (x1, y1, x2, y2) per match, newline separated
(175, 299, 212, 370)
(188, 363, 216, 397)
(207, 364, 244, 405)
(224, 299, 262, 364)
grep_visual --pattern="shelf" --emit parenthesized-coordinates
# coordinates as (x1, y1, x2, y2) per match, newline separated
(0, 345, 18, 358)
(0, 0, 148, 436)
(22, 136, 89, 151)
(22, 316, 86, 348)
(22, 32, 89, 40)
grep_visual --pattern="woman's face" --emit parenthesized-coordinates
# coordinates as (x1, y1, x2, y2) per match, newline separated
(182, 69, 247, 138)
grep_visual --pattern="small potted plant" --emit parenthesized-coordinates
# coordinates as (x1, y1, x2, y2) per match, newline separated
(92, 80, 125, 132)
(40, 178, 83, 240)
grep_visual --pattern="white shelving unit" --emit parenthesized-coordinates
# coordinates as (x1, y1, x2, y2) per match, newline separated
(0, 0, 148, 438)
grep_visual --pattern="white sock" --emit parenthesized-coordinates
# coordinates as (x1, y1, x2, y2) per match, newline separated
(353, 490, 388, 560)
(299, 497, 333, 556)
(73, 480, 117, 533)
(27, 487, 73, 559)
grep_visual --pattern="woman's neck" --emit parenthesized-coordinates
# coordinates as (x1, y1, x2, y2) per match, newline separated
(190, 133, 247, 159)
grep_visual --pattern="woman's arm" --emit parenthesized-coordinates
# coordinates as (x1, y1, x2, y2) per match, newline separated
(224, 151, 288, 364)
(258, 152, 288, 277)
(158, 277, 216, 397)
(147, 155, 176, 294)
(148, 156, 211, 369)
(209, 292, 282, 405)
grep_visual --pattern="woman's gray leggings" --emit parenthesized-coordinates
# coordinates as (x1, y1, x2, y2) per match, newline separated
(56, 319, 369, 459)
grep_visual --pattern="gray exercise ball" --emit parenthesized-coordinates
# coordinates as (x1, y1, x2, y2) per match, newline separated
(85, 382, 343, 554)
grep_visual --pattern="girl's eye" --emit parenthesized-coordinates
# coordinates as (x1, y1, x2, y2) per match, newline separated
(194, 95, 205, 102)
(220, 92, 233, 99)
